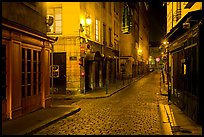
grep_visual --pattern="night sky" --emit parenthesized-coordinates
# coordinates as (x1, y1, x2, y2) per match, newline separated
(148, 2, 166, 43)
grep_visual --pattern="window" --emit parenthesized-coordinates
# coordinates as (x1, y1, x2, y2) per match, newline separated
(1, 44, 6, 100)
(27, 49, 31, 96)
(103, 23, 106, 44)
(103, 2, 105, 8)
(21, 48, 41, 98)
(33, 50, 37, 95)
(176, 2, 181, 21)
(122, 3, 132, 33)
(95, 19, 99, 41)
(47, 7, 62, 34)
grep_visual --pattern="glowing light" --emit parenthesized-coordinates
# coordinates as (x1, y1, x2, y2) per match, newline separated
(86, 16, 91, 25)
(80, 19, 85, 26)
(156, 57, 160, 62)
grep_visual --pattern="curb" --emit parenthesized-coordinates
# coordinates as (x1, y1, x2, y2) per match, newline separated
(76, 75, 146, 99)
(159, 104, 173, 135)
(22, 107, 81, 135)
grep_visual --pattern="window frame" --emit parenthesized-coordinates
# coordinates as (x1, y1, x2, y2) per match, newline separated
(47, 6, 62, 35)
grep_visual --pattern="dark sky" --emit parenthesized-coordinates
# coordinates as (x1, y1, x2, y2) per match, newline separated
(148, 2, 166, 43)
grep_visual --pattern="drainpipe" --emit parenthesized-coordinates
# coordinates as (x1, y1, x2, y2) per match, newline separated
(51, 37, 58, 106)
(51, 43, 54, 106)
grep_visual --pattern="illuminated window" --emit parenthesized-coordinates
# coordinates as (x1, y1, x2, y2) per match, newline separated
(95, 19, 99, 41)
(122, 3, 132, 33)
(176, 2, 181, 21)
(47, 7, 62, 34)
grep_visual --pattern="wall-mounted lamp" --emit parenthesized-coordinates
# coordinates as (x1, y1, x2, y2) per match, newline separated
(163, 41, 169, 45)
(163, 41, 169, 48)
(86, 16, 91, 25)
(80, 16, 92, 32)
(46, 15, 54, 26)
(138, 49, 142, 55)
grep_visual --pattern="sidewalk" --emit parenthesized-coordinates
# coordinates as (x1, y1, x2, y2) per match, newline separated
(159, 71, 202, 135)
(2, 75, 144, 135)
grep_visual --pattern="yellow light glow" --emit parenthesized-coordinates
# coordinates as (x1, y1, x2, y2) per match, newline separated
(86, 16, 91, 25)
(163, 41, 169, 45)
(80, 19, 85, 26)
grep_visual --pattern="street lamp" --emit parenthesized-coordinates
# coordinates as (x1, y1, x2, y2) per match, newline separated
(80, 16, 92, 33)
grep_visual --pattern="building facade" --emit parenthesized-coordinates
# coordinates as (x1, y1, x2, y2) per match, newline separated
(46, 2, 121, 94)
(120, 2, 150, 79)
(2, 2, 55, 120)
(163, 2, 202, 124)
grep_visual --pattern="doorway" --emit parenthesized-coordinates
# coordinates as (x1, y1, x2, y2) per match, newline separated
(51, 52, 66, 94)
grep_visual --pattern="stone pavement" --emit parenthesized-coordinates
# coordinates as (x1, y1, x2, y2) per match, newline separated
(2, 71, 202, 135)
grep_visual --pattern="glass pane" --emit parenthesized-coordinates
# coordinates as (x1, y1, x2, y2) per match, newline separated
(27, 85, 31, 96)
(27, 73, 31, 84)
(33, 50, 37, 61)
(27, 49, 31, 60)
(55, 14, 61, 20)
(33, 84, 36, 95)
(22, 48, 25, 60)
(27, 61, 31, 72)
(55, 21, 62, 27)
(55, 26, 62, 33)
(22, 86, 26, 97)
(34, 62, 37, 72)
(38, 51, 41, 62)
(22, 61, 25, 72)
(55, 8, 62, 14)
(33, 72, 36, 83)
(22, 73, 25, 85)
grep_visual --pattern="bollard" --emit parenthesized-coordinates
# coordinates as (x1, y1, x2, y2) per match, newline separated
(106, 79, 108, 94)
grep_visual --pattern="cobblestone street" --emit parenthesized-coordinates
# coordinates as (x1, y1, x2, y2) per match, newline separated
(34, 71, 167, 135)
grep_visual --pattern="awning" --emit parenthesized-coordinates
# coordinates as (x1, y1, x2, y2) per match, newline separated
(85, 51, 102, 61)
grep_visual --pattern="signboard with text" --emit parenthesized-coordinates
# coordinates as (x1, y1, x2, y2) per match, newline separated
(50, 65, 59, 78)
